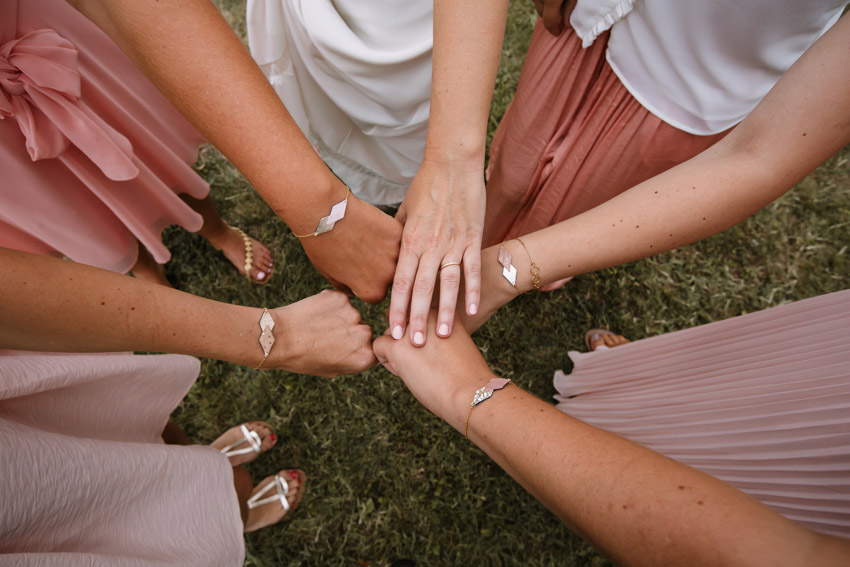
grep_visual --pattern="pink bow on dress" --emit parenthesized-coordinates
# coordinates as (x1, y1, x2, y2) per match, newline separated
(0, 28, 138, 180)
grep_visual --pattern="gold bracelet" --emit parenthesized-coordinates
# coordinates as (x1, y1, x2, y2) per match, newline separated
(254, 308, 276, 370)
(464, 378, 511, 439)
(293, 187, 351, 238)
(514, 237, 542, 291)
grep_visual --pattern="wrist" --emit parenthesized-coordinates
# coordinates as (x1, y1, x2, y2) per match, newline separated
(446, 369, 499, 432)
(275, 176, 349, 237)
(422, 142, 486, 170)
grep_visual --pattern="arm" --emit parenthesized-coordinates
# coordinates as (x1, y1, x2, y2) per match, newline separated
(388, 0, 509, 345)
(373, 316, 850, 567)
(467, 12, 850, 330)
(0, 248, 375, 378)
(68, 0, 401, 303)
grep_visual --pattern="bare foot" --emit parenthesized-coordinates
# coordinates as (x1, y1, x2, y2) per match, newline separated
(130, 245, 171, 287)
(207, 225, 274, 284)
(244, 469, 306, 533)
(586, 329, 631, 351)
(210, 422, 276, 467)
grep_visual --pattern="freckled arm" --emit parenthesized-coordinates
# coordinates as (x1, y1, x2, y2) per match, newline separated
(481, 14, 850, 300)
(461, 378, 850, 566)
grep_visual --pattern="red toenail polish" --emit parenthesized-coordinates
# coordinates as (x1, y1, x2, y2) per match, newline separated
(270, 434, 276, 442)
(290, 471, 298, 479)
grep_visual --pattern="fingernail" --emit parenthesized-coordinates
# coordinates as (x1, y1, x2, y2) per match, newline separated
(392, 326, 403, 340)
(290, 471, 298, 480)
(413, 331, 425, 345)
(469, 303, 478, 315)
(438, 323, 449, 337)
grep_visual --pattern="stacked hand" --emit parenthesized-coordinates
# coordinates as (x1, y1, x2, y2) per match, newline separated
(388, 157, 486, 347)
(299, 194, 403, 304)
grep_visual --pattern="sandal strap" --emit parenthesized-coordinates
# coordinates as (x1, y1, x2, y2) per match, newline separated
(219, 424, 263, 457)
(247, 474, 291, 512)
(234, 227, 254, 277)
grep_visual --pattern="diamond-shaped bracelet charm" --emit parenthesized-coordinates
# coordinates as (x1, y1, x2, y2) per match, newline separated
(471, 378, 512, 407)
(258, 309, 276, 357)
(314, 198, 348, 235)
(498, 246, 517, 286)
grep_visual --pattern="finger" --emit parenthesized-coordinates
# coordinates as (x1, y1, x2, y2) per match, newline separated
(407, 255, 440, 347)
(542, 0, 564, 35)
(388, 245, 420, 340)
(327, 275, 353, 297)
(372, 335, 399, 375)
(435, 262, 462, 338)
(532, 0, 544, 18)
(462, 243, 482, 318)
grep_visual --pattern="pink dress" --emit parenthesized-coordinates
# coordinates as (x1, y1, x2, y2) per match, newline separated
(555, 290, 850, 538)
(0, 351, 244, 566)
(0, 0, 208, 273)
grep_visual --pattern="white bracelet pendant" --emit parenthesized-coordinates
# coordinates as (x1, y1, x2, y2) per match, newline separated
(498, 246, 517, 286)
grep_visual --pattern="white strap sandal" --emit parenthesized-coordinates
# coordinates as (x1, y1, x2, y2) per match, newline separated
(248, 474, 291, 512)
(218, 424, 263, 459)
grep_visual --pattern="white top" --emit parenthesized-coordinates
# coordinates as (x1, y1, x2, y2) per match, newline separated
(572, 0, 847, 135)
(247, 0, 433, 205)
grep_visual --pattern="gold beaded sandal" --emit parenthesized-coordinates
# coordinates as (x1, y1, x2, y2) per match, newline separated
(233, 226, 273, 285)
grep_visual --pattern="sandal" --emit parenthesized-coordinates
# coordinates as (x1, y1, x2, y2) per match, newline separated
(233, 226, 274, 285)
(244, 469, 306, 532)
(212, 422, 276, 467)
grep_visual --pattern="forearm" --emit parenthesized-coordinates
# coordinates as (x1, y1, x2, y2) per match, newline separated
(427, 0, 509, 162)
(457, 379, 847, 566)
(492, 13, 850, 294)
(68, 0, 341, 233)
(0, 248, 259, 365)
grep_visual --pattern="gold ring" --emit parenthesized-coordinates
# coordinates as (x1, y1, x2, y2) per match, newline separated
(439, 261, 462, 271)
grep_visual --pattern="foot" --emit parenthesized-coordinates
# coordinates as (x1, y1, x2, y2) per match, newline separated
(130, 245, 172, 287)
(210, 421, 276, 467)
(244, 469, 306, 533)
(586, 329, 631, 351)
(207, 225, 274, 284)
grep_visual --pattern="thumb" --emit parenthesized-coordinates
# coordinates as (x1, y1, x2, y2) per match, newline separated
(372, 335, 398, 376)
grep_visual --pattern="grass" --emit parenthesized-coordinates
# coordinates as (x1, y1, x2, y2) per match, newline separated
(164, 2, 850, 566)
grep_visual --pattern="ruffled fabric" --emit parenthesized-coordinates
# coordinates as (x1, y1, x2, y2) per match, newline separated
(570, 0, 636, 48)
(0, 0, 208, 273)
(0, 29, 136, 180)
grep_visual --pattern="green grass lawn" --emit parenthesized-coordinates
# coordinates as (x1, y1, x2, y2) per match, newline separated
(167, 2, 850, 565)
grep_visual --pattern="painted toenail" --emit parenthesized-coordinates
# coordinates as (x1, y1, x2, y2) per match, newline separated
(593, 333, 600, 341)
(270, 434, 276, 442)
(256, 271, 266, 280)
(290, 471, 298, 479)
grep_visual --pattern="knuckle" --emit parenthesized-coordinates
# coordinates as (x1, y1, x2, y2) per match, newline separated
(413, 277, 434, 295)
(465, 262, 482, 278)
(440, 271, 461, 289)
(392, 277, 413, 295)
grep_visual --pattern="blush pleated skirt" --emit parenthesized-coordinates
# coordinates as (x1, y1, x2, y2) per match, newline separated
(555, 290, 850, 538)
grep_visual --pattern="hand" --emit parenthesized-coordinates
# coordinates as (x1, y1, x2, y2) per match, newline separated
(300, 194, 402, 304)
(389, 157, 485, 347)
(531, 0, 575, 36)
(267, 290, 376, 377)
(374, 311, 494, 429)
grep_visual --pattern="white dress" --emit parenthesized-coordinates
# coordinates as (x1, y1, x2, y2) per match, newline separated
(247, 0, 433, 205)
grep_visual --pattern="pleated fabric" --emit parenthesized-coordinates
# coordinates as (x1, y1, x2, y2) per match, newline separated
(554, 290, 850, 538)
(482, 22, 725, 247)
(0, 0, 208, 273)
(0, 351, 244, 566)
